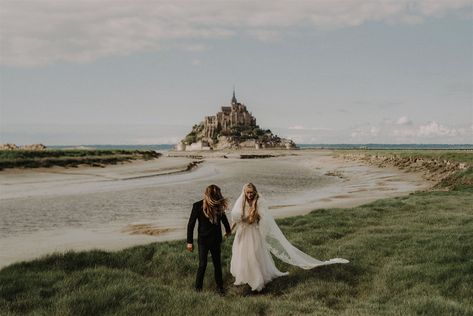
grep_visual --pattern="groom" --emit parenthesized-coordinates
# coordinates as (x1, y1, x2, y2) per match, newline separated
(187, 184, 231, 294)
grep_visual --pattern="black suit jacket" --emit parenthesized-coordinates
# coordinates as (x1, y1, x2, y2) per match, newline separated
(187, 200, 231, 244)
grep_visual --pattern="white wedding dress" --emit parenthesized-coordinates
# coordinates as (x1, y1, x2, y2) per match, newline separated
(230, 188, 349, 292)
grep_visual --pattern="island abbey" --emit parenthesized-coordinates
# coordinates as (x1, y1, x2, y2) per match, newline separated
(203, 91, 256, 140)
(177, 90, 296, 151)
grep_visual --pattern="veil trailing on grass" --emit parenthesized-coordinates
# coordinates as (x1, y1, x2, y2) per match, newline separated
(231, 186, 349, 269)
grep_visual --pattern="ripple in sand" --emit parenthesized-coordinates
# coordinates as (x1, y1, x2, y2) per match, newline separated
(269, 204, 297, 209)
(332, 194, 352, 199)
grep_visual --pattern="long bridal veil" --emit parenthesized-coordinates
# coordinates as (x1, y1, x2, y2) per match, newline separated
(231, 188, 349, 269)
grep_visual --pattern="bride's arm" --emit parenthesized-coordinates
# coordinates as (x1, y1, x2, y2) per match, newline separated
(221, 212, 232, 236)
(229, 194, 244, 233)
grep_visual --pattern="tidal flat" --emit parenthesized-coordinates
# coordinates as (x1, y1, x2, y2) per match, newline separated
(0, 150, 432, 268)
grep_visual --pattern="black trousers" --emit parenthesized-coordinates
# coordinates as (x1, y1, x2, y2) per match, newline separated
(195, 239, 223, 290)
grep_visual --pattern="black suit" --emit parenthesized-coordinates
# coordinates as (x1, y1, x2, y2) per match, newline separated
(187, 200, 231, 290)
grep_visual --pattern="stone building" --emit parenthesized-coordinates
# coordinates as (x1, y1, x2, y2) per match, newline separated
(177, 90, 297, 151)
(202, 90, 257, 140)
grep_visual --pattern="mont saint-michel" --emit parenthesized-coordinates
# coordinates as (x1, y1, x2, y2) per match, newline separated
(176, 91, 297, 151)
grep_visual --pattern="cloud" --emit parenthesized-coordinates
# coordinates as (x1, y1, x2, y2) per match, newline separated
(288, 125, 306, 130)
(395, 116, 413, 125)
(278, 117, 473, 143)
(350, 119, 472, 143)
(418, 121, 459, 137)
(191, 59, 203, 66)
(288, 125, 333, 131)
(247, 29, 282, 42)
(182, 43, 209, 52)
(350, 125, 380, 139)
(0, 0, 470, 67)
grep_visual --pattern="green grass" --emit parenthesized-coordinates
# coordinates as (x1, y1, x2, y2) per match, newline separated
(0, 150, 161, 169)
(1, 150, 472, 315)
(1, 185, 472, 315)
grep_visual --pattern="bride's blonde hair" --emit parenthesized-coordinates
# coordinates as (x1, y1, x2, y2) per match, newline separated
(203, 184, 228, 224)
(242, 183, 260, 224)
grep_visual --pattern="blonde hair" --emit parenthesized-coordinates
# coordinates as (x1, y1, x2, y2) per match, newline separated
(203, 185, 228, 224)
(242, 183, 260, 224)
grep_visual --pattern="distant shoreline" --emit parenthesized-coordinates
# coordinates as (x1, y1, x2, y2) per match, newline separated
(0, 149, 161, 170)
(31, 143, 473, 150)
(2, 145, 471, 171)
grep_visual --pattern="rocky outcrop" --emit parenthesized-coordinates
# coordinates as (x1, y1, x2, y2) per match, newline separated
(0, 143, 47, 150)
(0, 144, 19, 150)
(21, 144, 47, 150)
(177, 91, 297, 151)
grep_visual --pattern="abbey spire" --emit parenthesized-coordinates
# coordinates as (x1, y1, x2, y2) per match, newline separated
(231, 87, 237, 105)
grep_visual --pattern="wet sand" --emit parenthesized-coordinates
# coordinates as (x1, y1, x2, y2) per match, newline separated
(0, 149, 433, 268)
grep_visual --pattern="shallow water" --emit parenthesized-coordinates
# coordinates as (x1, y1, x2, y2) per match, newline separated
(0, 157, 332, 239)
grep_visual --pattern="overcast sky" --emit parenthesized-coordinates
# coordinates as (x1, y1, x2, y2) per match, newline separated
(1, 0, 472, 145)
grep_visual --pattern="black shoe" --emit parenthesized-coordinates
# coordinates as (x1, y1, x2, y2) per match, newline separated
(217, 287, 226, 296)
(195, 287, 202, 293)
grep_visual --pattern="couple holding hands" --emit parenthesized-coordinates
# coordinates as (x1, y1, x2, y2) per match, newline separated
(186, 183, 348, 295)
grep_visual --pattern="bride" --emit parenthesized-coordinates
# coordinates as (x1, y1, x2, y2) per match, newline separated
(230, 183, 349, 292)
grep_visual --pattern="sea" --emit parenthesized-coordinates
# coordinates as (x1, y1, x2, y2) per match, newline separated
(48, 143, 473, 151)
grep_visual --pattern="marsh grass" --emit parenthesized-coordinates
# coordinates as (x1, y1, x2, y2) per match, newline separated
(438, 167, 473, 189)
(1, 184, 472, 315)
(0, 150, 160, 169)
(336, 149, 473, 165)
(336, 149, 473, 190)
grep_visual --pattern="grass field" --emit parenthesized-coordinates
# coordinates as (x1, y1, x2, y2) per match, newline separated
(0, 150, 160, 169)
(0, 150, 472, 315)
(336, 149, 473, 165)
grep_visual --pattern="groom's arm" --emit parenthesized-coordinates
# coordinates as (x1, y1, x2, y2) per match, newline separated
(221, 213, 231, 236)
(187, 203, 198, 247)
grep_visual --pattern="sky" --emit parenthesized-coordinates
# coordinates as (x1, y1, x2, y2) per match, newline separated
(0, 0, 472, 145)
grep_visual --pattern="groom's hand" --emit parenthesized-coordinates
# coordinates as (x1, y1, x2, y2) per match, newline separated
(186, 243, 193, 252)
